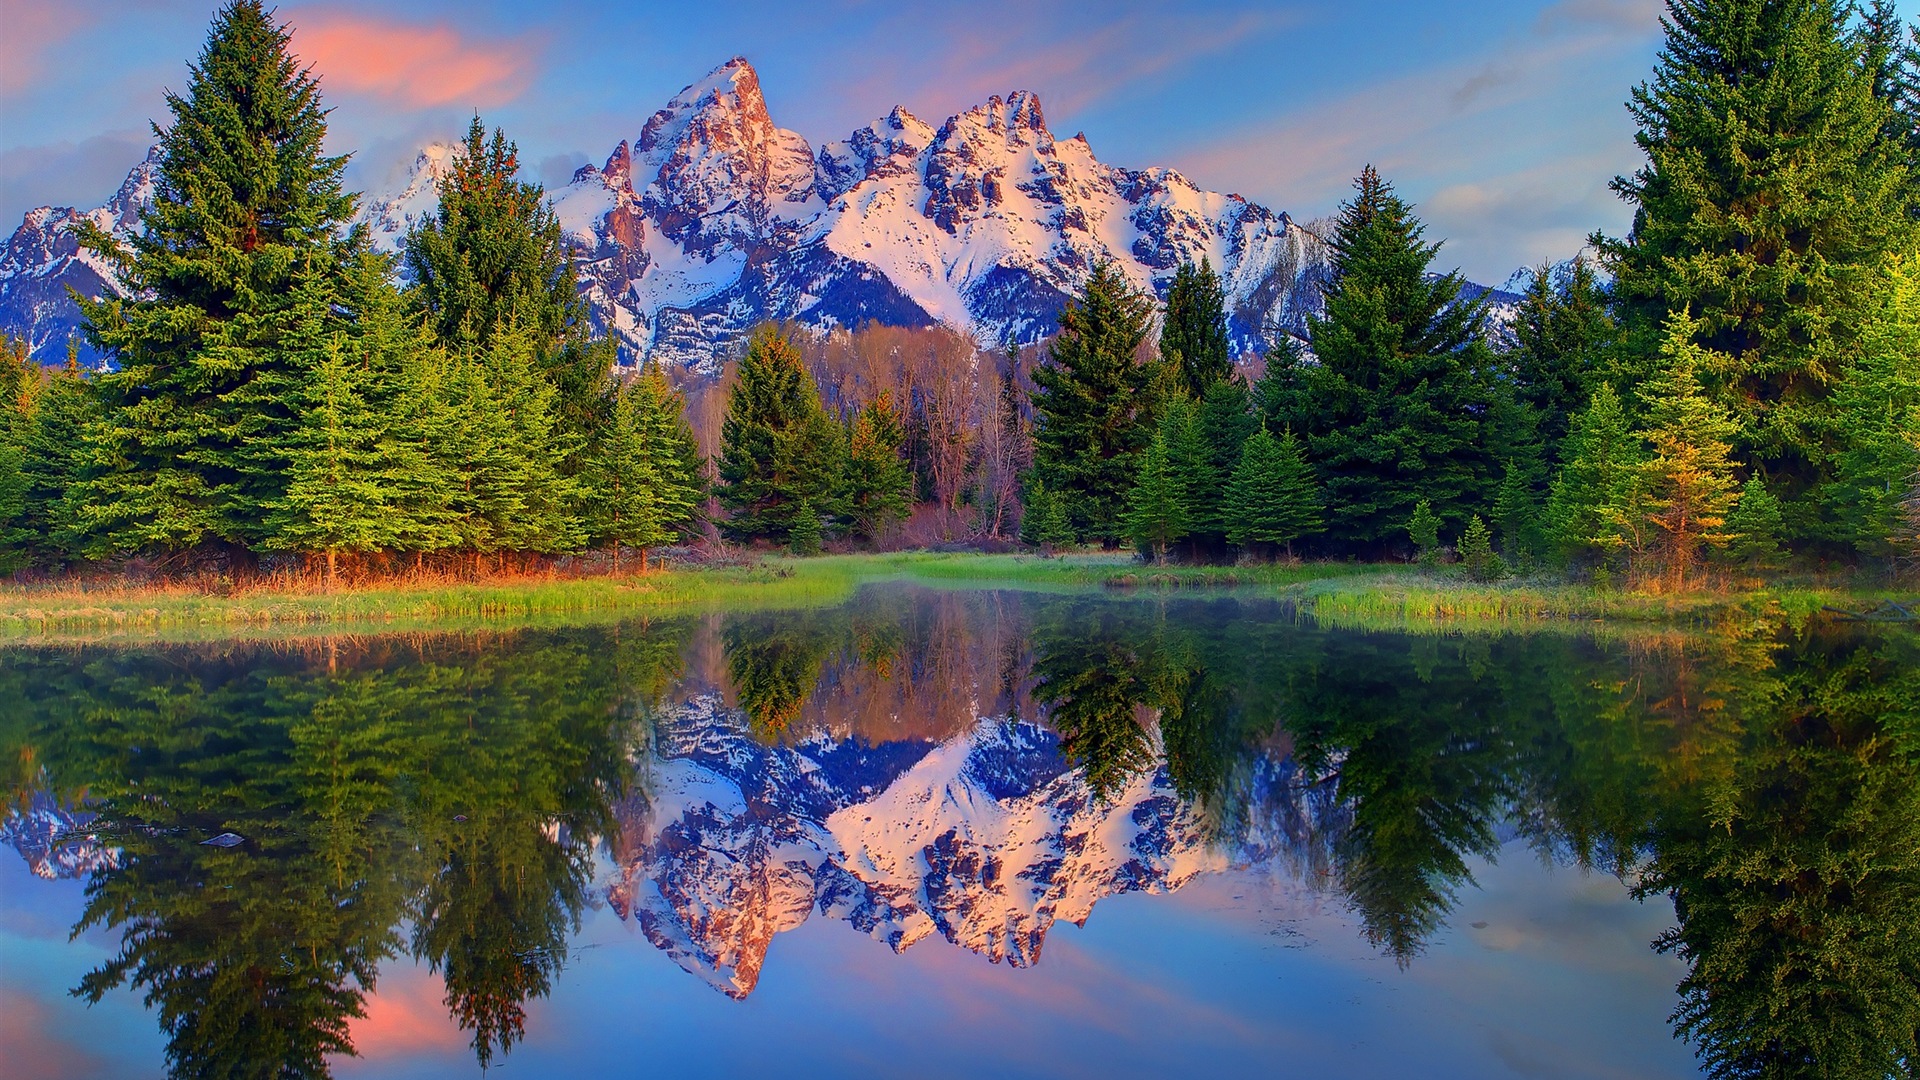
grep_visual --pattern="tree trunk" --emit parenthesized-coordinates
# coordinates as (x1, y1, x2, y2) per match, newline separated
(326, 548, 337, 590)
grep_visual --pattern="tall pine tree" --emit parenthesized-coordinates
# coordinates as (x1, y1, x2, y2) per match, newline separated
(718, 326, 844, 544)
(74, 0, 357, 556)
(1125, 423, 1190, 560)
(1225, 427, 1324, 559)
(1598, 0, 1913, 530)
(1268, 167, 1502, 549)
(1031, 261, 1158, 546)
(843, 393, 912, 544)
(1632, 317, 1745, 590)
(1161, 258, 1233, 397)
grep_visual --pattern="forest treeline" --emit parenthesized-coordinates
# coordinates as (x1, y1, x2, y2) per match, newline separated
(2, 0, 1919, 586)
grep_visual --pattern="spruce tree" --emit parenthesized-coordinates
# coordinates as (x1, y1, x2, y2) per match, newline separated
(1492, 460, 1545, 569)
(1125, 426, 1190, 561)
(1031, 261, 1157, 545)
(1506, 256, 1617, 460)
(1020, 477, 1075, 553)
(1457, 514, 1505, 582)
(264, 330, 405, 584)
(1633, 317, 1745, 590)
(843, 393, 912, 544)
(74, 0, 357, 555)
(1407, 499, 1441, 567)
(718, 326, 844, 544)
(583, 379, 663, 573)
(630, 361, 704, 560)
(1189, 380, 1256, 551)
(1545, 383, 1640, 568)
(14, 359, 98, 564)
(1271, 167, 1501, 549)
(1161, 258, 1233, 397)
(1723, 472, 1787, 572)
(1598, 0, 1913, 523)
(1828, 255, 1920, 561)
(404, 115, 608, 434)
(1225, 427, 1324, 558)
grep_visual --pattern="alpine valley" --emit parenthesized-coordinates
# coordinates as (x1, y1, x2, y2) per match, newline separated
(0, 57, 1515, 372)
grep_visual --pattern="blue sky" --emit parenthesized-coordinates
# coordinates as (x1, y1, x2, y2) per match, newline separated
(2, 0, 1915, 282)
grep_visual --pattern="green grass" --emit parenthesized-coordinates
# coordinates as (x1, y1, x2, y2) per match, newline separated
(0, 550, 1906, 643)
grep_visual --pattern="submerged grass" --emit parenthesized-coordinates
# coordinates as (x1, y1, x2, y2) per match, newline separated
(0, 549, 1905, 642)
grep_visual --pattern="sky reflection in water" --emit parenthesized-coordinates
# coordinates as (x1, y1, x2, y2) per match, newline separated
(1, 585, 1915, 1078)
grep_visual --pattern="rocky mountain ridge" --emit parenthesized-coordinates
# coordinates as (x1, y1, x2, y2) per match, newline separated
(2, 57, 1521, 371)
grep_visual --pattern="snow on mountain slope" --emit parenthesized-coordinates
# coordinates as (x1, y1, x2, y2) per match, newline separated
(606, 691, 1346, 998)
(1, 791, 121, 880)
(2, 56, 1511, 372)
(0, 146, 157, 364)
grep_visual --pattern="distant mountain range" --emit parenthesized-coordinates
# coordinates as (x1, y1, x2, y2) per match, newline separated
(0, 57, 1524, 371)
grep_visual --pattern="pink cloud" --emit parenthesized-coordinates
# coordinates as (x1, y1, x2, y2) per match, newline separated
(289, 11, 535, 108)
(0, 2, 94, 96)
(343, 963, 467, 1061)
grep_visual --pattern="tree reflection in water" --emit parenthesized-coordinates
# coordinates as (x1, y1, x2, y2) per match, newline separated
(4, 590, 1916, 1078)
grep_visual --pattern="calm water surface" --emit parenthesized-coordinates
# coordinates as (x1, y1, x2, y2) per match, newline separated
(2, 586, 1916, 1078)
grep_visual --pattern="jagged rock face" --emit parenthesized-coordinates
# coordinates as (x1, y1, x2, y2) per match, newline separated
(607, 692, 1344, 998)
(2, 57, 1520, 372)
(2, 791, 121, 880)
(0, 146, 156, 363)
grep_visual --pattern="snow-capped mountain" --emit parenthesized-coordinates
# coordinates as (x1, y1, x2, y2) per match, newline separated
(608, 691, 1345, 998)
(0, 57, 1506, 371)
(0, 146, 157, 364)
(1, 790, 121, 880)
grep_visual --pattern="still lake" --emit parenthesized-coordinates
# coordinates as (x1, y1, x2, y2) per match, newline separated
(2, 585, 1916, 1078)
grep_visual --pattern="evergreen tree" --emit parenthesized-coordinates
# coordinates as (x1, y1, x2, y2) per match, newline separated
(1269, 167, 1502, 549)
(263, 276, 410, 583)
(583, 380, 663, 573)
(1492, 459, 1546, 568)
(1827, 255, 1920, 561)
(1598, 0, 1914, 523)
(1722, 473, 1787, 572)
(1161, 258, 1233, 397)
(718, 326, 844, 544)
(13, 359, 98, 564)
(843, 393, 912, 544)
(1031, 261, 1158, 545)
(1020, 477, 1075, 553)
(404, 115, 609, 435)
(630, 361, 705, 556)
(1407, 498, 1441, 567)
(1224, 427, 1324, 558)
(1125, 426, 1190, 560)
(1190, 379, 1257, 550)
(1506, 256, 1617, 459)
(1633, 317, 1745, 590)
(73, 0, 357, 555)
(1457, 514, 1505, 582)
(1545, 383, 1641, 568)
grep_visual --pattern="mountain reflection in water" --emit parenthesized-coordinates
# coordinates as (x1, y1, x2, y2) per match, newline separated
(2, 586, 1917, 1078)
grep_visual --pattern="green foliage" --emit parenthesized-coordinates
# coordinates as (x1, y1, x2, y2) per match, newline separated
(1264, 167, 1504, 548)
(1598, 0, 1915, 516)
(1506, 256, 1618, 459)
(1491, 460, 1545, 568)
(1457, 514, 1506, 582)
(403, 115, 607, 437)
(1633, 317, 1745, 589)
(1827, 254, 1920, 561)
(1722, 473, 1787, 572)
(718, 327, 844, 545)
(1407, 498, 1441, 566)
(1030, 604, 1164, 803)
(1020, 476, 1075, 551)
(584, 362, 702, 568)
(1224, 428, 1324, 556)
(73, 0, 357, 555)
(843, 393, 912, 543)
(1124, 424, 1190, 560)
(1161, 258, 1233, 397)
(1191, 379, 1257, 543)
(1031, 261, 1158, 545)
(1545, 383, 1640, 568)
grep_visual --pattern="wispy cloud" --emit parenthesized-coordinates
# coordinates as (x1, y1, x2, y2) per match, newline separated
(0, 1, 94, 96)
(288, 11, 539, 109)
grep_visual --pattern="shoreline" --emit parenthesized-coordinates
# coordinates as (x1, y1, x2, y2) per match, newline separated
(0, 551, 1907, 642)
